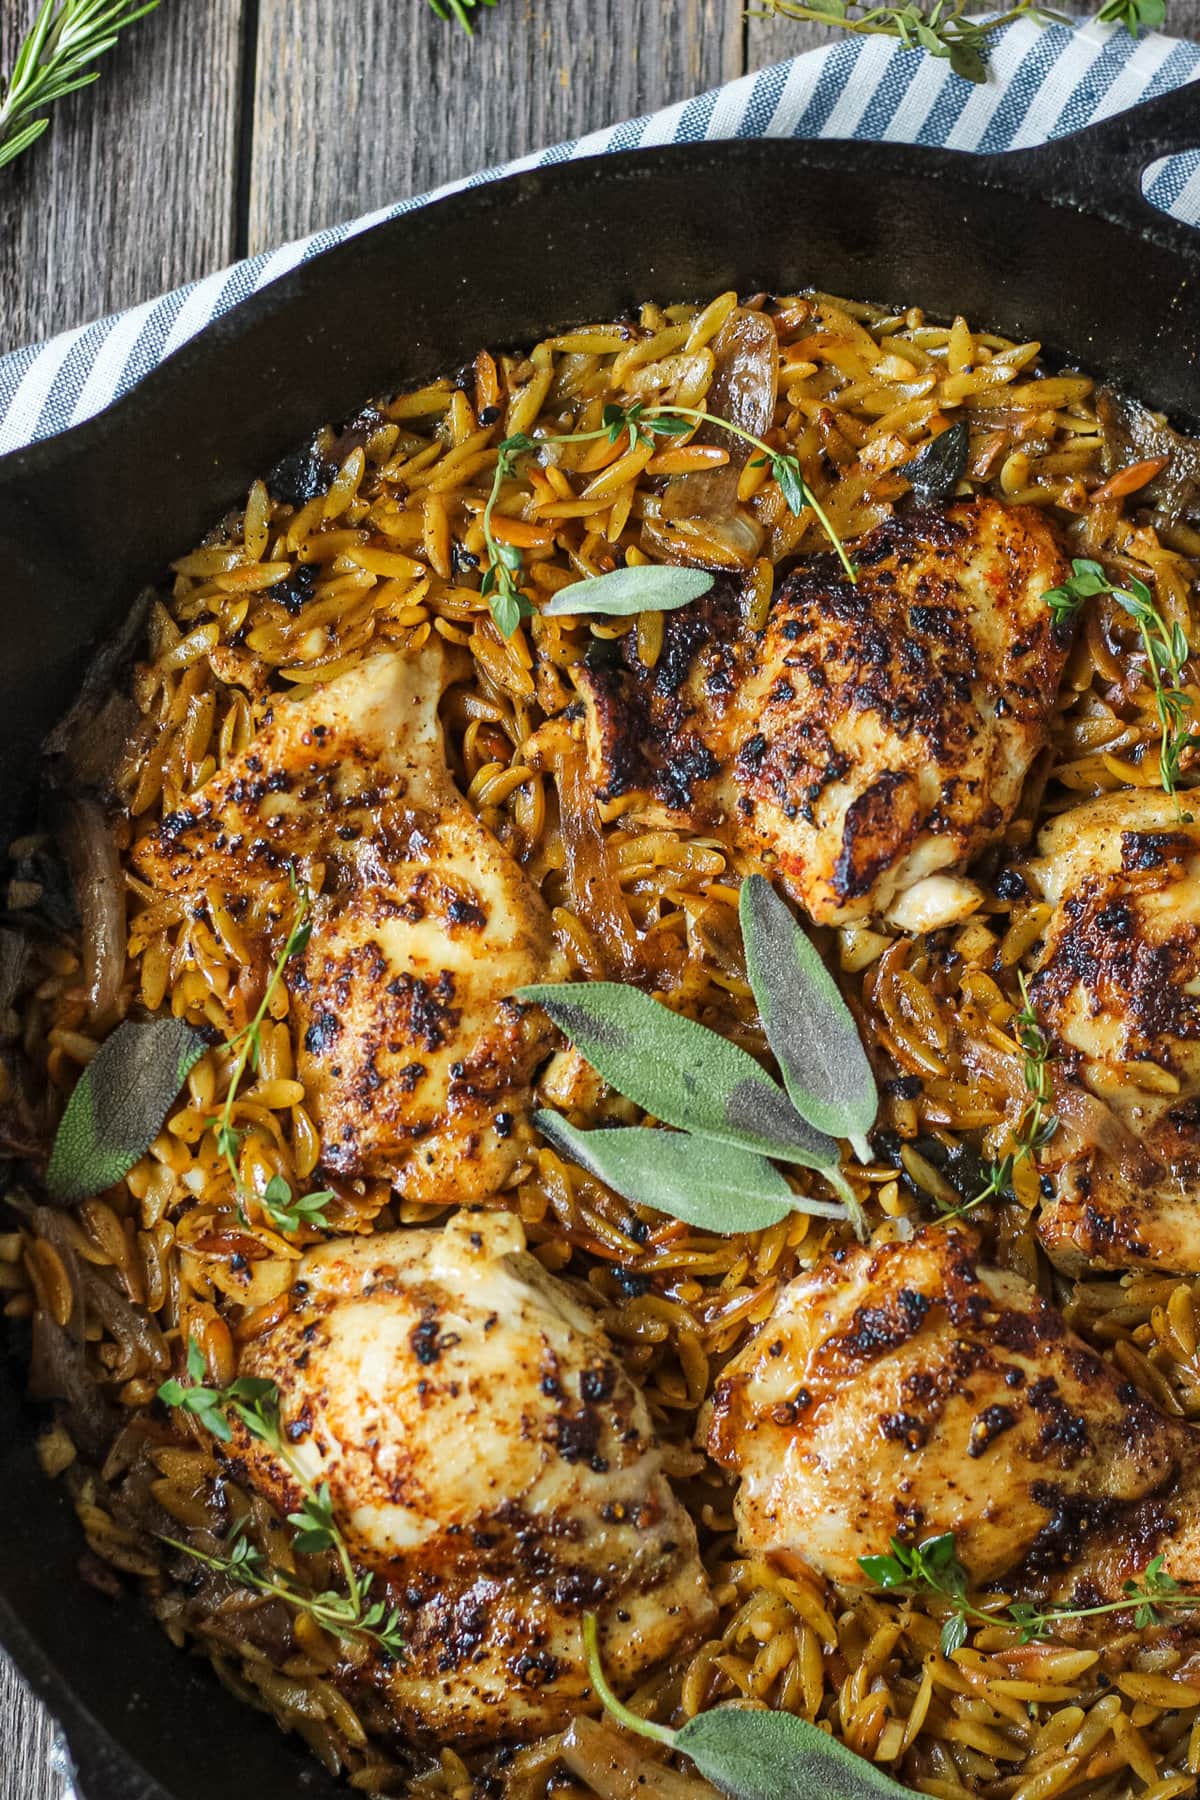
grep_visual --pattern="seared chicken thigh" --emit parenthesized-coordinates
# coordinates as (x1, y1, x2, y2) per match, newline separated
(564, 499, 1071, 927)
(132, 646, 565, 1201)
(1028, 792, 1200, 1272)
(701, 1228, 1178, 1586)
(231, 1211, 714, 1743)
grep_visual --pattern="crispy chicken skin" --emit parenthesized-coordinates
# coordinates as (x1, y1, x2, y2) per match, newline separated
(1028, 792, 1200, 1273)
(700, 1228, 1178, 1587)
(132, 646, 565, 1200)
(232, 1212, 714, 1744)
(565, 499, 1071, 927)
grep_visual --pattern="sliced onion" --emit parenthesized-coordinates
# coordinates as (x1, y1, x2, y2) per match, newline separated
(561, 1717, 713, 1799)
(958, 1035, 1150, 1181)
(642, 510, 765, 572)
(555, 742, 642, 977)
(661, 308, 778, 524)
(57, 795, 125, 1025)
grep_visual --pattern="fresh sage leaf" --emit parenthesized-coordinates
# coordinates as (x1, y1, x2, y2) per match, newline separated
(898, 418, 969, 503)
(740, 875, 878, 1161)
(542, 563, 714, 618)
(46, 1018, 208, 1203)
(518, 981, 838, 1169)
(675, 1708, 915, 1800)
(533, 1111, 846, 1232)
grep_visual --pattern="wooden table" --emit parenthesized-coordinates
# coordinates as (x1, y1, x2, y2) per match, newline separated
(1, 0, 1199, 1792)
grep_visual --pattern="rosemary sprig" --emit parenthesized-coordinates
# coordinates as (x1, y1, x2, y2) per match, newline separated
(425, 0, 496, 32)
(859, 1534, 1197, 1654)
(157, 1341, 405, 1657)
(949, 973, 1057, 1218)
(215, 875, 333, 1233)
(0, 0, 161, 171)
(1045, 558, 1195, 816)
(479, 398, 856, 638)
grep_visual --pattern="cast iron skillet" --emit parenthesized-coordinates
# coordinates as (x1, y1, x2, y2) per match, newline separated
(0, 80, 1198, 1800)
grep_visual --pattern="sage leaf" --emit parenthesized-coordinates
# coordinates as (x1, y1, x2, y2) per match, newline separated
(675, 1707, 914, 1800)
(740, 875, 878, 1161)
(518, 981, 838, 1169)
(542, 564, 714, 617)
(898, 418, 970, 503)
(46, 1018, 208, 1203)
(533, 1111, 846, 1232)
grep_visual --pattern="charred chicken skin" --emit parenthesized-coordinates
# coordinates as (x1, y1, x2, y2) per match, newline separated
(701, 1228, 1190, 1599)
(231, 1211, 714, 1744)
(567, 497, 1071, 929)
(1027, 792, 1200, 1273)
(132, 645, 566, 1202)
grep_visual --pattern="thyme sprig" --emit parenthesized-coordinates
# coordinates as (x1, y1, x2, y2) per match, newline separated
(1045, 558, 1195, 815)
(157, 1340, 405, 1658)
(948, 973, 1057, 1219)
(215, 876, 333, 1233)
(753, 0, 1055, 83)
(480, 399, 855, 637)
(859, 1534, 1197, 1655)
(0, 0, 161, 170)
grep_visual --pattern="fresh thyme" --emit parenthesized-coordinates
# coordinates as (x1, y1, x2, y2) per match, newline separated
(950, 973, 1057, 1219)
(215, 876, 333, 1233)
(753, 0, 1053, 83)
(479, 398, 856, 638)
(157, 1340, 405, 1658)
(859, 1534, 1197, 1654)
(1044, 557, 1195, 815)
(0, 0, 161, 170)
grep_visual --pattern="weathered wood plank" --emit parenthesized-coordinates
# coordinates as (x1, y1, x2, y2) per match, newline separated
(0, 1657, 60, 1800)
(246, 0, 743, 252)
(0, 0, 245, 356)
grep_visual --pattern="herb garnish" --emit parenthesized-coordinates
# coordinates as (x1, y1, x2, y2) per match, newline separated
(215, 879, 334, 1234)
(158, 1340, 404, 1657)
(480, 399, 855, 637)
(858, 1534, 1198, 1654)
(0, 0, 161, 170)
(46, 1016, 208, 1204)
(542, 563, 715, 617)
(1094, 0, 1166, 31)
(740, 875, 877, 1161)
(583, 1612, 912, 1800)
(522, 878, 876, 1235)
(425, 0, 496, 30)
(1044, 557, 1195, 815)
(947, 972, 1056, 1219)
(755, 0, 1055, 83)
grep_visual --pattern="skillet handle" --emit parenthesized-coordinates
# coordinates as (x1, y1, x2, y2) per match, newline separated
(977, 81, 1200, 248)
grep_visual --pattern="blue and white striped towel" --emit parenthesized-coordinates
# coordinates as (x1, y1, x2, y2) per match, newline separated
(1, 16, 1199, 460)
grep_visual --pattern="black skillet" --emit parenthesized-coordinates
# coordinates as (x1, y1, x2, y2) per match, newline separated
(0, 79, 1198, 1800)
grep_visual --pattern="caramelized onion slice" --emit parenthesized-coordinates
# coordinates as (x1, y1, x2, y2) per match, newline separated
(561, 1717, 717, 1799)
(661, 308, 778, 523)
(57, 795, 126, 1026)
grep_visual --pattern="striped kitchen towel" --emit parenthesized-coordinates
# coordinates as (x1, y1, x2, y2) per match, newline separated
(0, 14, 1198, 458)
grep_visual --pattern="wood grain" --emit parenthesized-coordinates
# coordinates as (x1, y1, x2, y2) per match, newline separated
(246, 0, 742, 251)
(1, 1656, 61, 1800)
(0, 0, 245, 355)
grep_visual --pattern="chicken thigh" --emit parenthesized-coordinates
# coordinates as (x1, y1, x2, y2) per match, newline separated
(1027, 792, 1200, 1272)
(566, 498, 1071, 927)
(132, 645, 565, 1201)
(230, 1210, 714, 1743)
(701, 1228, 1179, 1587)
